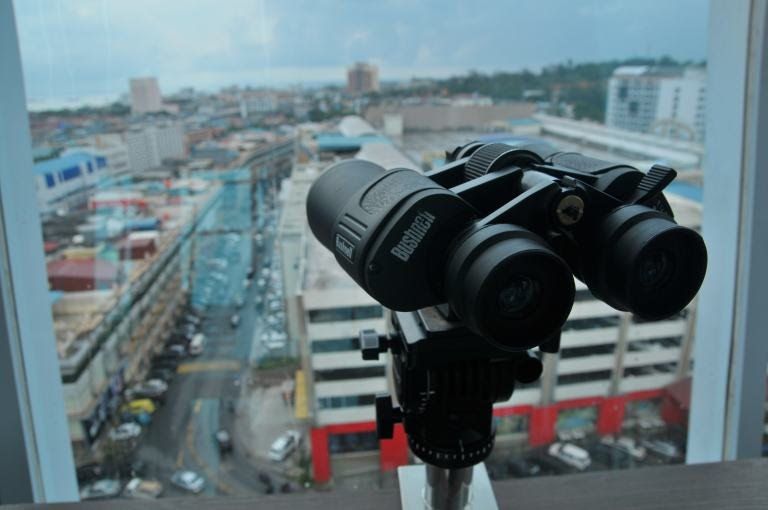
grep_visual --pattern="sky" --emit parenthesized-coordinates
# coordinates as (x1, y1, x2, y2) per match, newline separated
(13, 0, 709, 109)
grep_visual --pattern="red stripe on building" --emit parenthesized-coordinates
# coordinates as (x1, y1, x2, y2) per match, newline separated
(309, 388, 668, 482)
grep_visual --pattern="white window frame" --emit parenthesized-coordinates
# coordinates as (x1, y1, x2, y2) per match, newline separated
(687, 0, 768, 462)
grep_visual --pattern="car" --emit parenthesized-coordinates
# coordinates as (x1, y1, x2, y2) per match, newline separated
(79, 479, 122, 500)
(602, 436, 647, 461)
(242, 278, 252, 290)
(108, 422, 142, 441)
(268, 300, 282, 312)
(182, 314, 201, 325)
(214, 429, 233, 454)
(548, 442, 591, 471)
(148, 368, 175, 383)
(189, 333, 205, 356)
(246, 266, 255, 279)
(230, 314, 241, 328)
(234, 295, 245, 308)
(268, 430, 301, 461)
(170, 470, 205, 494)
(506, 458, 548, 478)
(121, 399, 156, 415)
(123, 478, 163, 499)
(256, 278, 267, 288)
(151, 356, 178, 370)
(590, 441, 634, 469)
(76, 463, 105, 484)
(127, 381, 168, 403)
(120, 410, 152, 426)
(163, 345, 187, 358)
(640, 439, 682, 460)
(254, 295, 263, 308)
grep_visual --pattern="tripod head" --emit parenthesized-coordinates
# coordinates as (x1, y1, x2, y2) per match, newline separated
(306, 140, 707, 469)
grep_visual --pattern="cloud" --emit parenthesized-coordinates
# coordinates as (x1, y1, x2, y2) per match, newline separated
(12, 0, 709, 104)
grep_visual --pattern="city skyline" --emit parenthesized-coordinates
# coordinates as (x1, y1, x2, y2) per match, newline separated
(15, 0, 708, 109)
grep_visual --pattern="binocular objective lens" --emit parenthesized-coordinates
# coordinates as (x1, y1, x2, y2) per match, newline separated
(498, 275, 540, 317)
(637, 249, 674, 290)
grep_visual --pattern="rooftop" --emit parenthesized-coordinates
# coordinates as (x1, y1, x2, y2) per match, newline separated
(33, 151, 95, 176)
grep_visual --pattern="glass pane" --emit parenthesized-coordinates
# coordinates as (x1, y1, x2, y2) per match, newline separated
(12, 0, 711, 500)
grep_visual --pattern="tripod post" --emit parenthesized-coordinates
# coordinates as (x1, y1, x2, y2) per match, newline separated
(397, 462, 498, 510)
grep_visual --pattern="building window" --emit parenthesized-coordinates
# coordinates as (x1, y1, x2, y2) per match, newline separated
(311, 337, 360, 353)
(628, 101, 639, 116)
(308, 305, 383, 323)
(328, 431, 379, 454)
(317, 394, 376, 409)
(557, 369, 613, 385)
(560, 344, 616, 359)
(314, 365, 386, 381)
(562, 315, 620, 331)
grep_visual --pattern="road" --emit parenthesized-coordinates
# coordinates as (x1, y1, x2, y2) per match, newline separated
(135, 172, 304, 497)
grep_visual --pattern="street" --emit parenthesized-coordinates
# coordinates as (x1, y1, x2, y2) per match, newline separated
(135, 171, 305, 497)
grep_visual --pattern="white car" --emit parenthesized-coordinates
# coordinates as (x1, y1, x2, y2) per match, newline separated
(269, 430, 301, 461)
(123, 478, 163, 499)
(602, 436, 647, 461)
(109, 422, 142, 441)
(170, 470, 205, 494)
(548, 442, 591, 471)
(189, 333, 205, 356)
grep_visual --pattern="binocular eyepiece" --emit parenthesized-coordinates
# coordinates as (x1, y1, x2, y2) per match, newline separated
(306, 142, 707, 350)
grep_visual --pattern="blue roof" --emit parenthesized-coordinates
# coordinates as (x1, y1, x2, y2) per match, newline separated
(33, 152, 94, 176)
(508, 118, 540, 126)
(316, 133, 387, 152)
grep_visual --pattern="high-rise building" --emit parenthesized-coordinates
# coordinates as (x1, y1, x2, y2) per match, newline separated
(129, 77, 164, 114)
(605, 66, 707, 142)
(346, 62, 380, 94)
(124, 121, 186, 172)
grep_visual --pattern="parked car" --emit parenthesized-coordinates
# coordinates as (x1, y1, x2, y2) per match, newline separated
(127, 383, 167, 404)
(246, 266, 255, 279)
(109, 422, 142, 442)
(121, 399, 156, 415)
(506, 458, 547, 478)
(234, 295, 245, 309)
(640, 439, 683, 460)
(150, 356, 179, 371)
(182, 314, 201, 326)
(123, 478, 163, 499)
(601, 436, 647, 461)
(170, 470, 205, 494)
(269, 430, 301, 461)
(148, 368, 175, 383)
(80, 479, 122, 500)
(214, 429, 233, 454)
(120, 410, 152, 426)
(230, 314, 241, 328)
(590, 441, 634, 469)
(189, 333, 205, 356)
(76, 463, 105, 484)
(548, 442, 591, 471)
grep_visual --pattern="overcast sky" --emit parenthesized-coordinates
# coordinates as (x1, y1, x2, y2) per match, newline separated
(14, 0, 709, 108)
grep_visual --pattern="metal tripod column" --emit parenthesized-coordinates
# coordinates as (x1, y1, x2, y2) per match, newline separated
(424, 464, 473, 510)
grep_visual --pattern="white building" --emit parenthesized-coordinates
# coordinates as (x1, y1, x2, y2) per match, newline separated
(33, 152, 111, 214)
(129, 77, 164, 114)
(125, 122, 186, 172)
(606, 66, 707, 142)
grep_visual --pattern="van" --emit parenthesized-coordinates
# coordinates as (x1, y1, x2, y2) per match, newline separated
(189, 334, 205, 356)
